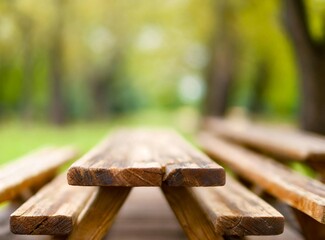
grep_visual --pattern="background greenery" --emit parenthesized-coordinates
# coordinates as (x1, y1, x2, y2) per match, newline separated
(1, 0, 325, 164)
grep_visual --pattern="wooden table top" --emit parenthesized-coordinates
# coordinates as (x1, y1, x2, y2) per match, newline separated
(68, 129, 225, 187)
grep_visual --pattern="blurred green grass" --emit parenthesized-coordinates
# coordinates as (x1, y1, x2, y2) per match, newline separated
(0, 120, 111, 164)
(0, 108, 315, 178)
(0, 108, 200, 164)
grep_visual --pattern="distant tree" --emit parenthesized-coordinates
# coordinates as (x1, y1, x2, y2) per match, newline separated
(19, 17, 34, 120)
(283, 0, 325, 134)
(248, 59, 269, 116)
(204, 0, 238, 117)
(89, 72, 110, 118)
(86, 49, 123, 118)
(49, 0, 66, 124)
(9, 1, 34, 120)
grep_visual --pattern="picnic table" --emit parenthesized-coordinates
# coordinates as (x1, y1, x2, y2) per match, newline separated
(0, 128, 294, 239)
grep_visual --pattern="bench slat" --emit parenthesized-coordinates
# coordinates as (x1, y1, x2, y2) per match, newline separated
(204, 118, 325, 161)
(162, 177, 284, 236)
(10, 174, 96, 235)
(68, 129, 225, 187)
(246, 223, 304, 240)
(0, 203, 52, 240)
(199, 133, 325, 223)
(0, 147, 77, 202)
(68, 187, 131, 240)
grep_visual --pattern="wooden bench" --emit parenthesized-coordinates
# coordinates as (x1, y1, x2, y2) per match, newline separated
(10, 173, 131, 238)
(0, 147, 77, 202)
(162, 176, 284, 238)
(203, 117, 325, 162)
(0, 147, 77, 239)
(201, 118, 325, 240)
(8, 129, 286, 239)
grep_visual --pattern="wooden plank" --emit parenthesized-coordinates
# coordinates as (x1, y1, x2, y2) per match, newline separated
(68, 187, 131, 240)
(10, 174, 96, 235)
(246, 223, 304, 240)
(204, 117, 325, 161)
(246, 201, 304, 240)
(0, 203, 52, 240)
(0, 147, 77, 202)
(68, 129, 225, 187)
(199, 133, 325, 223)
(162, 186, 223, 240)
(162, 176, 284, 237)
(105, 187, 190, 240)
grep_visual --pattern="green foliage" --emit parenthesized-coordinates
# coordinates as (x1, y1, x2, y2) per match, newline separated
(306, 0, 325, 41)
(0, 0, 216, 120)
(229, 0, 298, 119)
(289, 162, 316, 178)
(0, 0, 322, 122)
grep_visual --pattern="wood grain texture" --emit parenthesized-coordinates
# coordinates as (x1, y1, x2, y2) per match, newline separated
(162, 186, 223, 240)
(0, 147, 77, 203)
(10, 174, 96, 235)
(68, 129, 225, 187)
(163, 176, 284, 237)
(199, 133, 325, 223)
(0, 203, 52, 240)
(204, 117, 325, 161)
(68, 187, 131, 240)
(246, 223, 304, 240)
(7, 187, 216, 240)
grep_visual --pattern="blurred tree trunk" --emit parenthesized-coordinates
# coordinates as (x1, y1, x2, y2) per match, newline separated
(89, 73, 111, 118)
(20, 17, 33, 120)
(204, 0, 237, 117)
(49, 0, 66, 125)
(248, 60, 269, 116)
(89, 53, 122, 118)
(10, 1, 34, 120)
(283, 0, 325, 134)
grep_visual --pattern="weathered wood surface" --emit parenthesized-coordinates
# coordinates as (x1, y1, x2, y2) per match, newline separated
(0, 147, 77, 203)
(162, 186, 222, 240)
(68, 187, 131, 240)
(246, 223, 304, 240)
(105, 187, 189, 240)
(163, 176, 284, 237)
(10, 174, 96, 235)
(199, 133, 325, 223)
(0, 203, 51, 240)
(204, 117, 325, 161)
(68, 129, 225, 187)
